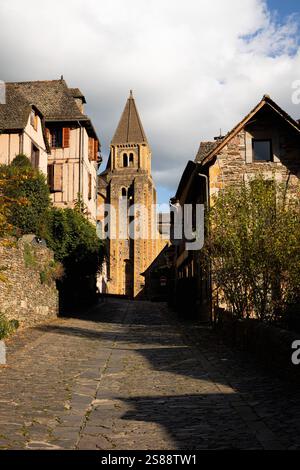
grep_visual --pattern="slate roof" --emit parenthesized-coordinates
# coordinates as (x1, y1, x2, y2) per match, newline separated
(111, 91, 148, 144)
(0, 80, 89, 131)
(6, 80, 89, 122)
(0, 80, 100, 142)
(195, 141, 218, 163)
(0, 84, 33, 130)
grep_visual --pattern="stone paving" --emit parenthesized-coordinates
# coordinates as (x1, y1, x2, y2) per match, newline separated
(0, 299, 299, 450)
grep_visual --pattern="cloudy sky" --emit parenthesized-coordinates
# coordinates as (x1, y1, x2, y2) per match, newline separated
(0, 0, 300, 203)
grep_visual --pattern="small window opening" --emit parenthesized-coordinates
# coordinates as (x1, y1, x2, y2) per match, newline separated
(252, 139, 272, 162)
(123, 153, 128, 167)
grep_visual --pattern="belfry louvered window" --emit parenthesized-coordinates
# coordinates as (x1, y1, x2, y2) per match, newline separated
(123, 153, 128, 167)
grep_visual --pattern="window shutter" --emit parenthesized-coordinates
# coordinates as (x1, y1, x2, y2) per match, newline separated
(62, 128, 70, 148)
(53, 164, 63, 192)
(88, 137, 94, 160)
(94, 139, 99, 161)
(47, 165, 54, 191)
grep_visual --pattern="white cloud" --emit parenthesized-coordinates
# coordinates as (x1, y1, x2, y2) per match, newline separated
(0, 0, 300, 201)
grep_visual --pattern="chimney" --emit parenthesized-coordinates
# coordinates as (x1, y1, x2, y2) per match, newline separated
(214, 128, 224, 141)
(70, 89, 86, 113)
(74, 98, 84, 113)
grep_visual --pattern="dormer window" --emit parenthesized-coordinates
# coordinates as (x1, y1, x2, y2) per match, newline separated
(252, 139, 272, 162)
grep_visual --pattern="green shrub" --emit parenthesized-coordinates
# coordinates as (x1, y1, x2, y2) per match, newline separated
(0, 158, 50, 237)
(45, 207, 104, 309)
(23, 243, 37, 268)
(11, 154, 32, 168)
(45, 207, 104, 278)
(0, 156, 104, 309)
(206, 175, 300, 322)
(40, 260, 64, 285)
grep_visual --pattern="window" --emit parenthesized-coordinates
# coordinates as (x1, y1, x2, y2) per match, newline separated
(50, 128, 63, 148)
(121, 188, 127, 199)
(129, 153, 134, 166)
(49, 127, 70, 149)
(252, 139, 272, 162)
(123, 153, 128, 167)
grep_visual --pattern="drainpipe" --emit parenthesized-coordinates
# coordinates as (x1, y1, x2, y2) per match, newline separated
(77, 121, 83, 209)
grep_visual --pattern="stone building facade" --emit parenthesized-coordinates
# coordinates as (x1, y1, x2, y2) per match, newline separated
(201, 95, 300, 198)
(0, 237, 58, 328)
(98, 92, 167, 298)
(172, 95, 300, 321)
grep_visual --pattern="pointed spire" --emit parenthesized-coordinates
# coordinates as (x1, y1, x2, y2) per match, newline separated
(111, 91, 148, 144)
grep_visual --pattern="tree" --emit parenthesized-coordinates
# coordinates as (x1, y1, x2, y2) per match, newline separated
(205, 175, 300, 322)
(10, 154, 32, 168)
(45, 207, 105, 310)
(0, 155, 104, 309)
(0, 156, 50, 237)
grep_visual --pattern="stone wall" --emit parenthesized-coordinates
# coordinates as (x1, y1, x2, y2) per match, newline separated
(0, 237, 59, 328)
(216, 310, 300, 383)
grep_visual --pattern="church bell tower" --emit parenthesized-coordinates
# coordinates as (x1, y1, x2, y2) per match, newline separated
(103, 91, 160, 298)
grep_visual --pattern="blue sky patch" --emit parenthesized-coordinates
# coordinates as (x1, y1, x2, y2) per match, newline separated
(267, 0, 299, 18)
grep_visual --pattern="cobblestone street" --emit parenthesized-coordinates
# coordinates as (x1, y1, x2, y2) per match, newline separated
(0, 299, 299, 450)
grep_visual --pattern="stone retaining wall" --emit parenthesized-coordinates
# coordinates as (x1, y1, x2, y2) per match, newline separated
(216, 310, 300, 383)
(0, 237, 58, 328)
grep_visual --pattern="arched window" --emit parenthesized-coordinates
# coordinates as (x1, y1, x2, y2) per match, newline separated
(121, 187, 127, 198)
(123, 153, 128, 167)
(129, 153, 134, 166)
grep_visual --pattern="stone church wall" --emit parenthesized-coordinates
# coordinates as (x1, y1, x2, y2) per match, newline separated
(0, 237, 59, 329)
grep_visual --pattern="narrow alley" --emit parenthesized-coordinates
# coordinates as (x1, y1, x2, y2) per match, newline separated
(0, 299, 299, 450)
